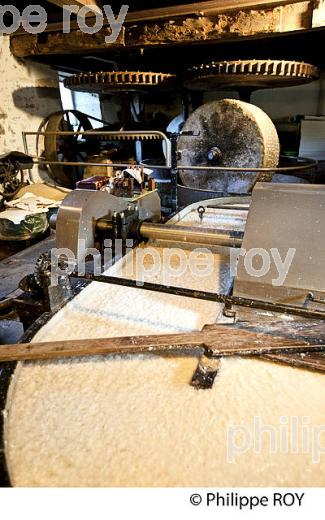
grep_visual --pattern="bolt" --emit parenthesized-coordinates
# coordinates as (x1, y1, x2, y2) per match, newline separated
(208, 146, 222, 164)
(197, 206, 205, 221)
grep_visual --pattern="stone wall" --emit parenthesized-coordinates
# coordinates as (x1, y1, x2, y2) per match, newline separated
(0, 36, 62, 188)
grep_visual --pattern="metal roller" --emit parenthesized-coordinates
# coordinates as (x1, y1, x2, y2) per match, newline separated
(138, 222, 243, 248)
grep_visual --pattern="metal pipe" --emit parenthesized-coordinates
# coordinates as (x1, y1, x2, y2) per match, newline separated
(177, 160, 317, 173)
(139, 223, 243, 247)
(23, 130, 169, 138)
(36, 160, 143, 169)
(33, 159, 317, 173)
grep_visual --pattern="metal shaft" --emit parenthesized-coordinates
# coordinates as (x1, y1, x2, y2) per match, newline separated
(139, 222, 243, 248)
(51, 214, 243, 248)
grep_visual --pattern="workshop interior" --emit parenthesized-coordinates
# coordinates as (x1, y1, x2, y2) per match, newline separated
(1, 0, 325, 488)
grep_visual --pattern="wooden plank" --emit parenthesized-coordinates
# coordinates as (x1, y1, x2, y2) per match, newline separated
(124, 0, 306, 23)
(264, 352, 325, 372)
(233, 308, 325, 372)
(46, 0, 100, 10)
(0, 322, 324, 363)
(38, 0, 303, 32)
(234, 319, 325, 372)
(10, 1, 314, 57)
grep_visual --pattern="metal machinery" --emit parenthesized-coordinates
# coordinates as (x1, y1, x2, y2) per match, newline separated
(2, 57, 325, 485)
(178, 59, 320, 203)
(29, 71, 175, 190)
(0, 152, 33, 206)
(21, 60, 319, 214)
(15, 59, 323, 331)
(1, 61, 323, 344)
(64, 71, 176, 93)
(11, 180, 325, 334)
(2, 178, 325, 487)
(49, 181, 325, 308)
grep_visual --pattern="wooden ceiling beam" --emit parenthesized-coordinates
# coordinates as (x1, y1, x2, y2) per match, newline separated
(46, 0, 100, 10)
(11, 0, 318, 58)
(26, 0, 304, 34)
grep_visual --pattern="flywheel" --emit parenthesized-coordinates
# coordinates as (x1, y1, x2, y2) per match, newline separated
(177, 99, 280, 194)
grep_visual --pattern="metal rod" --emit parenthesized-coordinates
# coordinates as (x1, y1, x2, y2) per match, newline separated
(177, 160, 317, 173)
(23, 131, 169, 138)
(24, 125, 314, 175)
(71, 273, 325, 321)
(139, 223, 243, 247)
(35, 160, 143, 169)
(34, 159, 171, 170)
(207, 204, 250, 210)
(33, 159, 317, 174)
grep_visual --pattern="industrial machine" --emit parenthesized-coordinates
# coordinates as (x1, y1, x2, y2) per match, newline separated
(2, 179, 325, 487)
(14, 89, 322, 330)
(45, 181, 325, 310)
(9, 179, 325, 346)
(1, 61, 325, 488)
(24, 59, 318, 206)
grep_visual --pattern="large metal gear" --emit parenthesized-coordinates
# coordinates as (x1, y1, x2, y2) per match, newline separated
(177, 99, 280, 194)
(185, 59, 320, 91)
(64, 71, 176, 93)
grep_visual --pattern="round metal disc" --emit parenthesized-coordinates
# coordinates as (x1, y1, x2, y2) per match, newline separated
(185, 60, 319, 91)
(177, 99, 280, 194)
